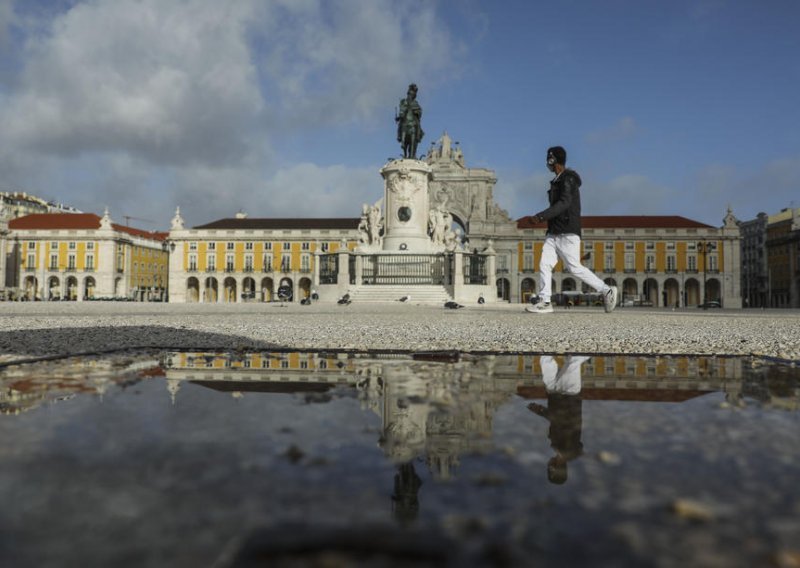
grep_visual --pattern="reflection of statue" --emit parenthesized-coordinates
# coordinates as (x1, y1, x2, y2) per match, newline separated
(396, 83, 424, 159)
(391, 462, 422, 525)
(528, 355, 589, 485)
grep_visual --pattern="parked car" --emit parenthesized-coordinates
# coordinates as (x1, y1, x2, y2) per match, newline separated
(698, 300, 721, 309)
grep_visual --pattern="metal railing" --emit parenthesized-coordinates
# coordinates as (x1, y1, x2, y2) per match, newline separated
(319, 254, 339, 285)
(361, 254, 452, 285)
(463, 254, 487, 285)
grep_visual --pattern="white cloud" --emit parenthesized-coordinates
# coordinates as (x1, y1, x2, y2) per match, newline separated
(0, 0, 464, 227)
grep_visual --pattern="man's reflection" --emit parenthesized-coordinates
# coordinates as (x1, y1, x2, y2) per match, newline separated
(528, 355, 590, 484)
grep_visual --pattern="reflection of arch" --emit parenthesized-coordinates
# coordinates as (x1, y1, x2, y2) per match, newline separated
(562, 277, 576, 292)
(24, 276, 38, 300)
(643, 278, 659, 306)
(705, 278, 721, 303)
(622, 278, 638, 301)
(48, 276, 60, 300)
(298, 277, 312, 299)
(496, 278, 510, 301)
(186, 277, 200, 303)
(84, 276, 96, 300)
(204, 277, 218, 303)
(223, 277, 237, 303)
(261, 277, 274, 302)
(664, 278, 680, 308)
(603, 277, 617, 287)
(685, 278, 700, 306)
(242, 277, 256, 301)
(520, 277, 536, 303)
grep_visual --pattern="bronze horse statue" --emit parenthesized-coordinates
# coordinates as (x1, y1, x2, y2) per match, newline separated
(396, 84, 424, 159)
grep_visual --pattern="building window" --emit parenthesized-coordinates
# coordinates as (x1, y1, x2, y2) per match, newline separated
(207, 255, 216, 271)
(646, 241, 655, 251)
(50, 254, 58, 270)
(625, 242, 635, 251)
(666, 255, 677, 272)
(645, 254, 656, 272)
(666, 241, 676, 251)
(245, 242, 254, 251)
(226, 242, 234, 251)
(189, 242, 197, 251)
(281, 256, 291, 272)
(26, 253, 35, 268)
(523, 253, 534, 272)
(280, 360, 289, 369)
(301, 254, 311, 272)
(321, 242, 329, 252)
(86, 255, 94, 270)
(188, 255, 197, 271)
(624, 253, 635, 272)
(264, 254, 273, 271)
(302, 242, 310, 251)
(605, 252, 615, 272)
(51, 241, 58, 250)
(68, 241, 76, 250)
(282, 242, 291, 251)
(226, 255, 235, 272)
(498, 255, 508, 271)
(244, 254, 253, 271)
(208, 242, 216, 251)
(264, 242, 272, 251)
(687, 242, 697, 252)
(67, 255, 76, 270)
(27, 241, 36, 250)
(687, 255, 697, 271)
(708, 254, 718, 271)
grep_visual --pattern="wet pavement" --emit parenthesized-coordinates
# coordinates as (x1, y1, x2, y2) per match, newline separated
(1, 351, 799, 567)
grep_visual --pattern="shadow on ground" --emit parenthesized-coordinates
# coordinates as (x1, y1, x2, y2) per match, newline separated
(0, 325, 282, 361)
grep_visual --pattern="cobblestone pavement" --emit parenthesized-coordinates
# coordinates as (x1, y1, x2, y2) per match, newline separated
(1, 302, 799, 363)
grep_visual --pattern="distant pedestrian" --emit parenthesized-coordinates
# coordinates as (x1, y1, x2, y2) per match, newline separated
(526, 146, 618, 314)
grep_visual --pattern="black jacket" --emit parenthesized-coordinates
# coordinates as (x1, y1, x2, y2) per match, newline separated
(535, 169, 583, 237)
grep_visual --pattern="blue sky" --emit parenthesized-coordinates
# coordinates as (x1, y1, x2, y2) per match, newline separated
(0, 0, 798, 229)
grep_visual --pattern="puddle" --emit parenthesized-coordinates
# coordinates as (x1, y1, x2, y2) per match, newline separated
(1, 351, 799, 567)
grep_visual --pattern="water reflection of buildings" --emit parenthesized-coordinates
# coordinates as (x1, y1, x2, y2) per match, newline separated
(164, 351, 524, 481)
(163, 351, 799, 480)
(0, 357, 161, 415)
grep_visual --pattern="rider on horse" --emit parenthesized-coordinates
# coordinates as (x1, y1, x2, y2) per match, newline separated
(396, 83, 424, 159)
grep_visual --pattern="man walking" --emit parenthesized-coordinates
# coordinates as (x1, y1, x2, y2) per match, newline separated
(526, 146, 617, 314)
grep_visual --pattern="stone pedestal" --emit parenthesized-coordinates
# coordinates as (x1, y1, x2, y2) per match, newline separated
(380, 159, 432, 253)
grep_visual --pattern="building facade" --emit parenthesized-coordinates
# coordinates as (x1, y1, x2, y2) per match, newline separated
(6, 210, 168, 301)
(739, 212, 769, 307)
(167, 208, 357, 303)
(765, 207, 800, 308)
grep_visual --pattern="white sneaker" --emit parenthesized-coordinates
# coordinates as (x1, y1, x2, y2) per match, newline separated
(525, 300, 554, 314)
(604, 286, 618, 313)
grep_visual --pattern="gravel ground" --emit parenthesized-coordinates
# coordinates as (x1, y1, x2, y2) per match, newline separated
(1, 301, 799, 363)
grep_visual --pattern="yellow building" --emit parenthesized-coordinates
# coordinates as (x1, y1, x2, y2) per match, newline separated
(6, 210, 168, 301)
(167, 208, 357, 303)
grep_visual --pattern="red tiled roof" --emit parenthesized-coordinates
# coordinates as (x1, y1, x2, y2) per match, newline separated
(516, 215, 714, 230)
(9, 213, 165, 241)
(193, 218, 360, 230)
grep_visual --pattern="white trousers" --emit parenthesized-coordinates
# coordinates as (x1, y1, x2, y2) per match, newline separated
(538, 234, 610, 302)
(541, 355, 590, 395)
